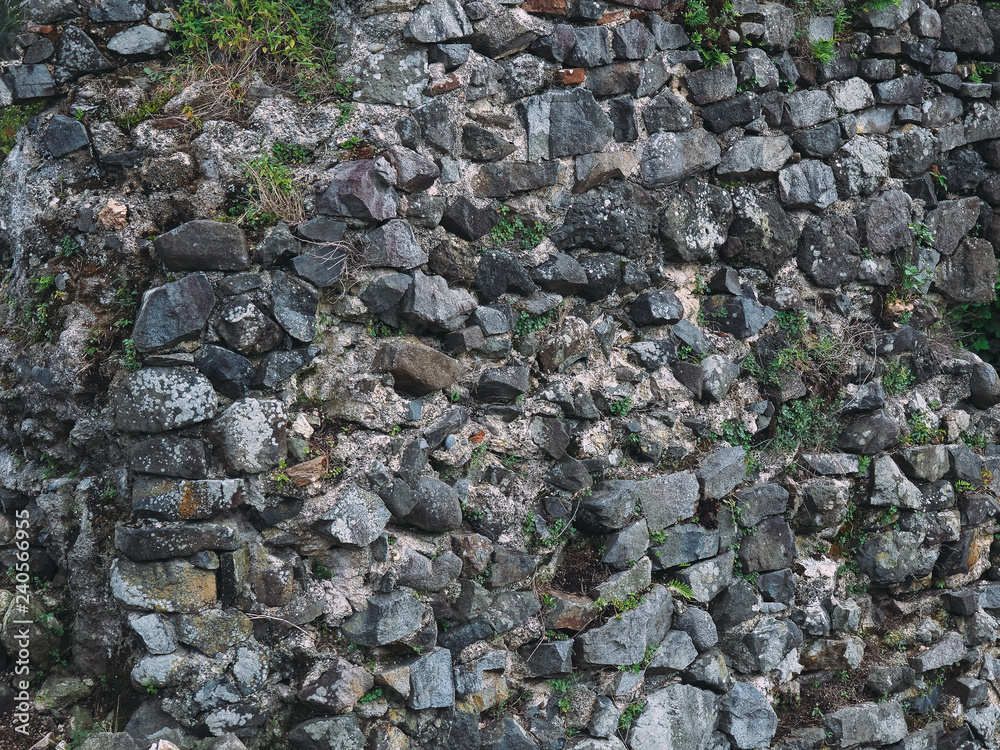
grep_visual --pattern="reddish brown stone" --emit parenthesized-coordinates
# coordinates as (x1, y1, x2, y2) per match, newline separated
(598, 10, 629, 24)
(287, 455, 329, 487)
(522, 0, 568, 13)
(555, 68, 585, 85)
(544, 591, 600, 630)
(427, 74, 462, 96)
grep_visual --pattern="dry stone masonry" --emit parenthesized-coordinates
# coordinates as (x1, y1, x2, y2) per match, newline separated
(7, 0, 1000, 748)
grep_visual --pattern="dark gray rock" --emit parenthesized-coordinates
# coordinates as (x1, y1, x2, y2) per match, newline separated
(658, 181, 733, 263)
(566, 26, 611, 67)
(686, 62, 738, 105)
(737, 516, 796, 572)
(155, 221, 250, 272)
(777, 160, 838, 209)
(758, 568, 796, 603)
(792, 121, 841, 158)
(114, 368, 218, 433)
(317, 158, 399, 221)
(400, 271, 477, 331)
(697, 447, 747, 500)
(838, 409, 899, 454)
(699, 295, 773, 339)
(39, 114, 89, 158)
(859, 529, 937, 584)
(404, 478, 463, 532)
(414, 99, 458, 152)
(716, 136, 792, 179)
(254, 348, 318, 390)
(545, 457, 593, 493)
(728, 188, 798, 274)
(195, 345, 252, 400)
(216, 297, 284, 355)
(6, 64, 56, 100)
(462, 124, 515, 162)
(551, 180, 658, 258)
(935, 238, 999, 303)
(133, 273, 214, 353)
(630, 290, 684, 325)
(288, 717, 364, 750)
(54, 27, 113, 83)
(862, 190, 914, 254)
(970, 363, 1000, 408)
(89, 0, 144, 21)
(651, 524, 719, 569)
(474, 162, 559, 199)
(629, 684, 719, 750)
(271, 271, 319, 342)
(639, 129, 722, 188)
(720, 683, 778, 750)
(743, 616, 802, 672)
(384, 145, 440, 192)
(831, 137, 890, 197)
(683, 647, 736, 692)
(701, 92, 762, 133)
(797, 215, 860, 288)
(577, 480, 639, 532)
(403, 0, 472, 42)
(530, 253, 588, 295)
(734, 484, 788, 527)
(940, 4, 994, 55)
(926, 198, 983, 256)
(441, 197, 499, 241)
(290, 246, 347, 288)
(115, 523, 237, 561)
(642, 87, 694, 133)
(126, 436, 208, 479)
(476, 250, 538, 303)
(576, 585, 672, 666)
(478, 366, 530, 403)
(364, 219, 428, 270)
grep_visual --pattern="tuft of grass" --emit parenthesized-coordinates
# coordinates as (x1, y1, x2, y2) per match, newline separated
(172, 0, 344, 104)
(1, 103, 45, 162)
(811, 39, 835, 63)
(772, 397, 840, 456)
(882, 360, 914, 396)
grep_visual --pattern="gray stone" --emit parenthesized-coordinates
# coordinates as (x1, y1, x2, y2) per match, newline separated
(858, 529, 936, 584)
(871, 456, 923, 509)
(728, 187, 799, 274)
(717, 136, 793, 178)
(777, 160, 838, 209)
(89, 0, 144, 20)
(530, 253, 588, 296)
(734, 484, 789, 527)
(403, 478, 462, 532)
(629, 684, 719, 750)
(114, 368, 218, 433)
(133, 273, 215, 352)
(792, 121, 841, 158)
(530, 417, 570, 460)
(288, 717, 364, 750)
(39, 114, 90, 157)
(940, 4, 994, 55)
(630, 290, 684, 325)
(216, 297, 284, 355)
(408, 647, 455, 709)
(719, 682, 778, 749)
(824, 702, 907, 748)
(356, 49, 429, 108)
(642, 87, 694, 133)
(862, 190, 914, 256)
(126, 436, 208, 479)
(317, 158, 399, 221)
(970, 363, 1000, 408)
(838, 409, 900, 454)
(737, 516, 796, 572)
(577, 479, 639, 532)
(651, 524, 718, 571)
(645, 629, 698, 674)
(545, 457, 593, 493)
(935, 238, 999, 303)
(110, 559, 216, 613)
(677, 551, 735, 603)
(474, 162, 559, 199)
(403, 0, 472, 42)
(314, 485, 390, 547)
(131, 478, 244, 521)
(639, 472, 699, 531)
(481, 717, 539, 750)
(253, 348, 319, 390)
(6, 64, 56, 100)
(684, 646, 736, 693)
(658, 181, 733, 263)
(374, 341, 463, 396)
(343, 590, 424, 646)
(290, 248, 346, 288)
(675, 607, 718, 651)
(831, 138, 890, 197)
(522, 88, 613, 161)
(478, 366, 530, 403)
(129, 614, 177, 656)
(155, 221, 250, 272)
(401, 271, 477, 331)
(364, 219, 428, 270)
(107, 26, 170, 56)
(686, 62, 738, 105)
(440, 196, 498, 241)
(476, 250, 538, 303)
(639, 129, 722, 188)
(699, 295, 774, 338)
(697, 447, 748, 500)
(210, 399, 286, 474)
(743, 616, 802, 671)
(909, 632, 966, 672)
(551, 181, 659, 258)
(576, 585, 672, 666)
(116, 523, 237, 561)
(54, 27, 113, 82)
(925, 198, 981, 256)
(700, 92, 762, 133)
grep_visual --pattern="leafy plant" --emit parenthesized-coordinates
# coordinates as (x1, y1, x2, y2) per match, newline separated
(482, 206, 547, 253)
(665, 579, 694, 600)
(1, 103, 45, 163)
(609, 397, 633, 417)
(904, 410, 944, 446)
(618, 700, 645, 734)
(772, 397, 840, 455)
(883, 360, 915, 396)
(359, 687, 384, 704)
(514, 310, 555, 336)
(811, 39, 835, 63)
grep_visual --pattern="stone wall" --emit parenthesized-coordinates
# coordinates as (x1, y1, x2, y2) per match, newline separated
(4, 0, 1000, 748)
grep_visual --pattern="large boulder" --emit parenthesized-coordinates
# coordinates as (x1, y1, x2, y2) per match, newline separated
(114, 369, 219, 433)
(133, 274, 215, 352)
(629, 684, 720, 750)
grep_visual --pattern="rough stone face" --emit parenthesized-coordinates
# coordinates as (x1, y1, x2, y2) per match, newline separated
(935, 238, 999, 303)
(658, 181, 733, 263)
(154, 221, 250, 272)
(630, 290, 684, 325)
(737, 516, 797, 572)
(717, 136, 793, 178)
(314, 485, 391, 548)
(699, 295, 774, 339)
(838, 410, 900, 454)
(374, 341, 463, 395)
(401, 271, 477, 331)
(639, 129, 722, 188)
(317, 159, 399, 221)
(114, 369, 219, 433)
(216, 297, 284, 355)
(288, 717, 365, 750)
(133, 274, 215, 352)
(210, 399, 287, 474)
(110, 559, 216, 613)
(343, 590, 424, 646)
(638, 472, 699, 530)
(940, 4, 994, 55)
(107, 25, 170, 56)
(116, 523, 237, 561)
(824, 702, 908, 748)
(126, 436, 209, 479)
(831, 138, 890, 197)
(522, 88, 613, 160)
(403, 0, 473, 42)
(408, 648, 455, 709)
(797, 215, 860, 288)
(778, 160, 838, 209)
(476, 250, 538, 302)
(719, 683, 778, 749)
(728, 188, 798, 274)
(403, 478, 463, 532)
(132, 477, 245, 521)
(970, 363, 1000, 409)
(576, 585, 672, 666)
(54, 27, 113, 82)
(39, 114, 90, 157)
(629, 684, 719, 750)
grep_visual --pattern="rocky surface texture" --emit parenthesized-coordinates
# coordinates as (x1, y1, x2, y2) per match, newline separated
(7, 0, 1000, 749)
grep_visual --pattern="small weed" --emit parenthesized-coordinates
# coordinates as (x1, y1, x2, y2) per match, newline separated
(618, 700, 645, 734)
(359, 687, 384, 704)
(514, 309, 556, 336)
(883, 360, 915, 396)
(481, 206, 547, 253)
(609, 397, 633, 417)
(811, 39, 835, 63)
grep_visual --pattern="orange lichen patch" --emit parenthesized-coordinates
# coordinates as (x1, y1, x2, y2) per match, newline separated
(110, 559, 217, 613)
(177, 481, 203, 520)
(470, 429, 486, 445)
(287, 455, 329, 487)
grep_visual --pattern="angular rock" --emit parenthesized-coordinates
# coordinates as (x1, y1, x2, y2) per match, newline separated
(719, 682, 778, 749)
(639, 129, 722, 188)
(778, 160, 838, 209)
(824, 702, 907, 748)
(374, 341, 463, 396)
(343, 590, 425, 646)
(576, 585, 672, 666)
(315, 485, 391, 548)
(935, 238, 999, 303)
(132, 477, 244, 521)
(114, 368, 218, 433)
(838, 410, 899, 454)
(115, 523, 237, 562)
(658, 181, 733, 263)
(403, 478, 462, 532)
(39, 114, 90, 158)
(728, 188, 798, 274)
(133, 274, 215, 353)
(210, 399, 286, 474)
(629, 684, 719, 750)
(110, 559, 216, 614)
(403, 0, 473, 42)
(217, 297, 284, 355)
(440, 197, 499, 241)
(154, 221, 250, 272)
(400, 271, 477, 331)
(317, 159, 399, 221)
(717, 136, 792, 179)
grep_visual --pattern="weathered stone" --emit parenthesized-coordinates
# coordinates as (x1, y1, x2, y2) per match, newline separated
(107, 26, 170, 56)
(719, 682, 778, 749)
(356, 50, 429, 108)
(523, 88, 613, 161)
(577, 480, 639, 532)
(838, 410, 900, 454)
(737, 516, 796, 573)
(54, 27, 113, 83)
(638, 472, 699, 531)
(639, 129, 722, 188)
(132, 477, 244, 521)
(778, 160, 838, 209)
(630, 290, 684, 326)
(317, 159, 399, 221)
(858, 529, 937, 584)
(728, 188, 799, 274)
(153, 221, 248, 272)
(110, 559, 216, 613)
(686, 62, 738, 105)
(300, 659, 374, 712)
(288, 717, 364, 750)
(114, 368, 218, 433)
(629, 684, 719, 750)
(699, 295, 774, 339)
(935, 238, 999, 303)
(677, 551, 735, 603)
(126, 436, 208, 479)
(400, 271, 477, 331)
(970, 363, 1000, 408)
(825, 702, 907, 748)
(551, 181, 659, 257)
(831, 137, 890, 197)
(133, 274, 215, 353)
(39, 114, 90, 158)
(576, 585, 672, 666)
(403, 478, 462, 532)
(474, 162, 559, 198)
(871, 456, 923, 509)
(115, 523, 237, 561)
(478, 366, 530, 402)
(210, 399, 286, 474)
(658, 181, 733, 263)
(440, 197, 499, 241)
(374, 341, 463, 396)
(314, 485, 391, 548)
(344, 590, 425, 646)
(651, 524, 719, 569)
(940, 4, 994, 55)
(717, 136, 793, 179)
(403, 0, 473, 42)
(216, 297, 284, 355)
